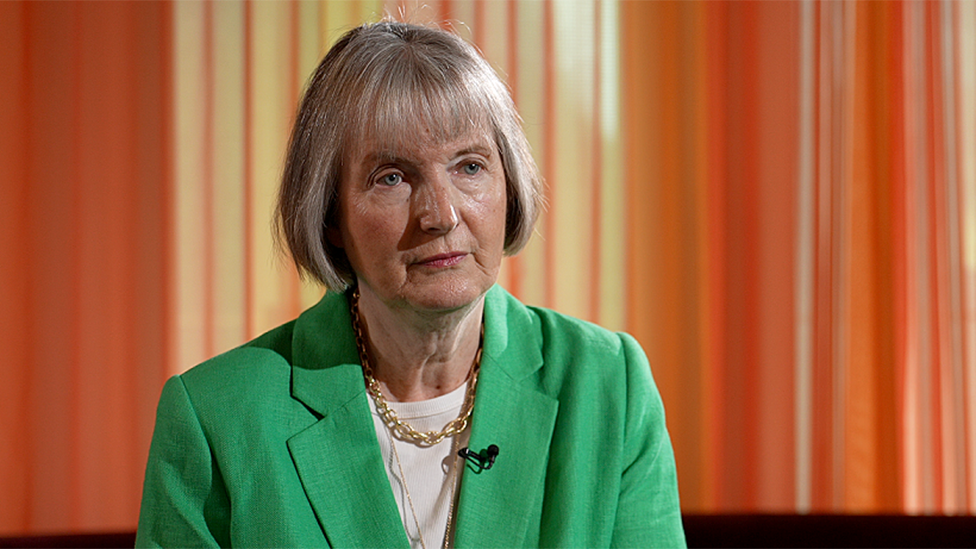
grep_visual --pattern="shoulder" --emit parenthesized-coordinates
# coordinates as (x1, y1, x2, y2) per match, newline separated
(485, 286, 651, 395)
(176, 290, 352, 395)
(170, 291, 349, 417)
(532, 304, 640, 359)
(177, 319, 297, 399)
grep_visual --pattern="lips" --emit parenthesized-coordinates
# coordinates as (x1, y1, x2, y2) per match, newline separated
(415, 252, 467, 268)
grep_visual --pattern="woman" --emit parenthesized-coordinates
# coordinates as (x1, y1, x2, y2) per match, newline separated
(136, 21, 685, 548)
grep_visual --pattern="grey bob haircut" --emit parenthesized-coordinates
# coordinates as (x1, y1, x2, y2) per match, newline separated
(275, 21, 544, 292)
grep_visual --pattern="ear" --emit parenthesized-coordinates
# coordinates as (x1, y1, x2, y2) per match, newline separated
(326, 225, 344, 249)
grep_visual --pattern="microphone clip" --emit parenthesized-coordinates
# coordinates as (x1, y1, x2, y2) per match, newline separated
(458, 444, 499, 472)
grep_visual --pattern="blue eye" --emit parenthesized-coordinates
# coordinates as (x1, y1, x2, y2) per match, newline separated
(379, 173, 402, 186)
(462, 163, 481, 175)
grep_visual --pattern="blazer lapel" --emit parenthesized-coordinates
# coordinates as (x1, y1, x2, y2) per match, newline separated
(286, 292, 409, 549)
(284, 286, 557, 548)
(453, 286, 559, 548)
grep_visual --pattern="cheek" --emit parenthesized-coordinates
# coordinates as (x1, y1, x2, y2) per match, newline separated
(481, 184, 508, 245)
(343, 200, 408, 258)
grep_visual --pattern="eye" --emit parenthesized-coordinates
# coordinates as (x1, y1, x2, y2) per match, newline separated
(461, 163, 482, 175)
(378, 172, 402, 186)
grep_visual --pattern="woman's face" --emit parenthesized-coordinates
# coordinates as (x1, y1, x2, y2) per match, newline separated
(330, 128, 507, 314)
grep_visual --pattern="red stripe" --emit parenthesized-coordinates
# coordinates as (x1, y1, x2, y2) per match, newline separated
(474, 0, 486, 49)
(439, 0, 454, 26)
(924, 0, 945, 508)
(704, 0, 730, 510)
(158, 0, 175, 385)
(0, 0, 31, 530)
(886, 0, 909, 512)
(505, 0, 523, 298)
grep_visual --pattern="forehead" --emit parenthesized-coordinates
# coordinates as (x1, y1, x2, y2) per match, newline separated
(350, 96, 492, 151)
(340, 53, 500, 153)
(343, 89, 497, 167)
(348, 126, 496, 166)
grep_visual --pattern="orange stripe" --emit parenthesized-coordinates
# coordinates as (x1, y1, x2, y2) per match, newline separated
(703, 0, 729, 512)
(145, 0, 176, 516)
(687, 0, 710, 509)
(886, 0, 909, 513)
(878, 0, 900, 511)
(621, 0, 655, 342)
(754, 1, 798, 510)
(203, 0, 216, 357)
(812, 0, 836, 511)
(846, 0, 883, 510)
(734, 1, 763, 509)
(900, 0, 914, 511)
(288, 0, 302, 314)
(953, 1, 976, 514)
(924, 0, 945, 510)
(118, 3, 142, 523)
(0, 0, 31, 530)
(243, 3, 255, 337)
(157, 0, 175, 392)
(542, 0, 555, 308)
(589, 0, 602, 322)
(624, 0, 690, 507)
(439, 0, 454, 26)
(925, 3, 954, 512)
(878, 0, 906, 512)
(68, 2, 83, 526)
(504, 0, 523, 298)
(474, 0, 486, 49)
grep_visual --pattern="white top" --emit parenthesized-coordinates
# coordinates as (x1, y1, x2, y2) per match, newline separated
(369, 382, 470, 549)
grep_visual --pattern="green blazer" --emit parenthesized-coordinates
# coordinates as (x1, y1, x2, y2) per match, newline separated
(136, 285, 685, 548)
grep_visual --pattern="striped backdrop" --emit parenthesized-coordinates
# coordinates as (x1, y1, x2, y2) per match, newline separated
(1, 0, 974, 535)
(621, 0, 976, 514)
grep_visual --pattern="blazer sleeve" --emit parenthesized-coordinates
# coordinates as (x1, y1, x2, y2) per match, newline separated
(136, 375, 231, 548)
(611, 333, 687, 549)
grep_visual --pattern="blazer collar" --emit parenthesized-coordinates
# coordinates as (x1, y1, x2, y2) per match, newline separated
(454, 286, 557, 547)
(286, 290, 409, 547)
(286, 286, 557, 547)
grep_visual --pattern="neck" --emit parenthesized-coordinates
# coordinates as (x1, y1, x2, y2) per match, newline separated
(353, 286, 485, 402)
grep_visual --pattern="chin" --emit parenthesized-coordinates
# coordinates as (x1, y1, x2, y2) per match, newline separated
(401, 277, 493, 313)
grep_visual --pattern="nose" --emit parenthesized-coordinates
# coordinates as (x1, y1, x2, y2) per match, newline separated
(416, 176, 459, 234)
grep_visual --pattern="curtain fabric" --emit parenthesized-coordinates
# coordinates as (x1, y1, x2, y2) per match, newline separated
(621, 0, 976, 514)
(1, 0, 973, 535)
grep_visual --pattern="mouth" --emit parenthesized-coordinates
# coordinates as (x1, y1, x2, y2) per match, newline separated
(414, 252, 468, 268)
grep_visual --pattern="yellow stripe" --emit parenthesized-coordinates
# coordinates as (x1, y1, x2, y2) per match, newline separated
(957, 0, 976, 515)
(172, 0, 208, 374)
(212, 1, 248, 352)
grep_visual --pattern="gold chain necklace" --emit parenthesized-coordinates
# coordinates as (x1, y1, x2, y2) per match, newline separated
(351, 287, 474, 548)
(350, 287, 482, 446)
(385, 423, 463, 549)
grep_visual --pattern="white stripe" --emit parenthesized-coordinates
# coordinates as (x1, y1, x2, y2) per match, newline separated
(901, 0, 921, 514)
(816, 0, 834, 508)
(831, 0, 856, 510)
(172, 1, 208, 375)
(911, 0, 936, 514)
(956, 0, 976, 515)
(795, 0, 816, 515)
(939, 0, 966, 514)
